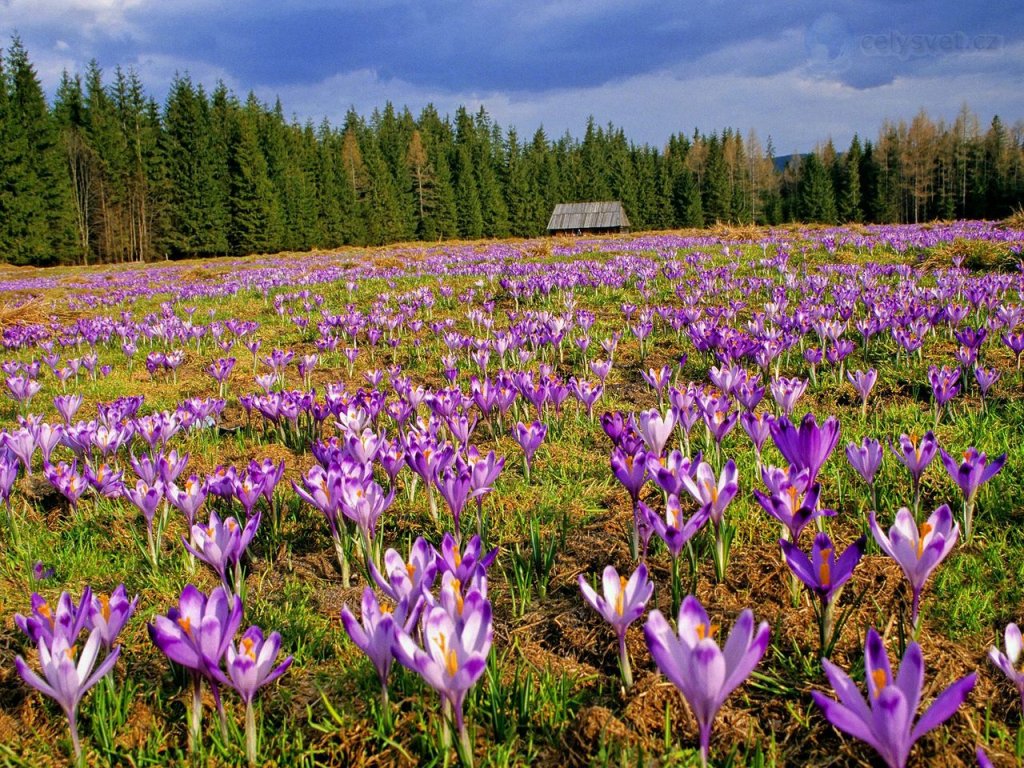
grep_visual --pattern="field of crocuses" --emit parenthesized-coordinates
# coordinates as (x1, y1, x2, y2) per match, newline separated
(3, 221, 1024, 767)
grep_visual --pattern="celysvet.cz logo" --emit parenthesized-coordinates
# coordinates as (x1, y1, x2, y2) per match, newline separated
(860, 31, 1003, 59)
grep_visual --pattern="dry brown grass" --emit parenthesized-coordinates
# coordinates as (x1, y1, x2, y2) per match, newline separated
(0, 296, 81, 334)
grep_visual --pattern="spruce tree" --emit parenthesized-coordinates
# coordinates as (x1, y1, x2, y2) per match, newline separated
(837, 135, 863, 222)
(0, 37, 73, 264)
(454, 144, 483, 239)
(161, 75, 229, 255)
(798, 152, 838, 223)
(53, 70, 94, 263)
(228, 108, 275, 254)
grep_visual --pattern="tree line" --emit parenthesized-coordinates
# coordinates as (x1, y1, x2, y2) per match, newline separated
(1, 37, 1022, 266)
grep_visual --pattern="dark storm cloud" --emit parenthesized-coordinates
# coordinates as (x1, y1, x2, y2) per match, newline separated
(0, 0, 1021, 149)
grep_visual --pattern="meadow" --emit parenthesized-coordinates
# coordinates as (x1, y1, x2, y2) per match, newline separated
(2, 220, 1024, 767)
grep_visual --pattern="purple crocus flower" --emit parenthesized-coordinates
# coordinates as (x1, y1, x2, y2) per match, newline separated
(148, 585, 243, 749)
(769, 413, 840, 485)
(578, 563, 653, 687)
(84, 461, 125, 499)
(129, 452, 161, 485)
(928, 364, 961, 414)
(465, 446, 504, 536)
(0, 450, 19, 507)
(434, 461, 473, 537)
(740, 411, 771, 460)
(974, 366, 1000, 400)
(225, 625, 293, 765)
(781, 532, 864, 603)
(601, 411, 627, 446)
(5, 426, 36, 473)
(770, 376, 808, 417)
(512, 420, 547, 481)
(938, 446, 1006, 544)
(15, 628, 121, 762)
(148, 584, 242, 678)
(780, 532, 865, 654)
(86, 584, 138, 650)
(644, 596, 770, 767)
(391, 589, 493, 763)
(812, 627, 976, 768)
(292, 464, 350, 581)
(54, 393, 83, 424)
(32, 561, 55, 581)
(679, 459, 738, 527)
(44, 459, 88, 509)
(184, 511, 261, 594)
(225, 627, 292, 703)
(167, 475, 208, 529)
(702, 407, 738, 446)
(157, 448, 190, 483)
(650, 495, 712, 558)
(342, 587, 409, 707)
(34, 423, 64, 465)
(681, 459, 739, 581)
(846, 368, 878, 416)
(5, 374, 41, 409)
(610, 446, 648, 508)
(436, 533, 497, 596)
(16, 587, 92, 645)
(890, 432, 938, 517)
(647, 449, 699, 496)
(371, 536, 439, 607)
(846, 437, 883, 486)
(753, 481, 829, 541)
(637, 407, 676, 457)
(870, 505, 959, 628)
(989, 622, 1024, 712)
(125, 478, 165, 565)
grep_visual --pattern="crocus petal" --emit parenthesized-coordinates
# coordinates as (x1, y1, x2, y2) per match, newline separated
(812, 691, 886, 759)
(1005, 623, 1023, 664)
(600, 565, 621, 607)
(910, 673, 976, 743)
(893, 642, 924, 722)
(779, 539, 818, 592)
(980, 453, 1007, 484)
(81, 643, 121, 693)
(722, 620, 770, 700)
(871, 687, 912, 768)
(821, 657, 873, 726)
(676, 596, 712, 647)
(864, 629, 893, 699)
(683, 641, 726, 727)
(14, 655, 60, 701)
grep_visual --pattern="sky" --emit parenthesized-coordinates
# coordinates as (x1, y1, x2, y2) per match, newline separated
(1, 0, 1022, 153)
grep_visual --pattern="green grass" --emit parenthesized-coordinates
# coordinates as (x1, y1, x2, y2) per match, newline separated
(2, 227, 1024, 765)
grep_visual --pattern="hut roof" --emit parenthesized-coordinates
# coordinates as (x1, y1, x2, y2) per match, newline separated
(546, 201, 630, 231)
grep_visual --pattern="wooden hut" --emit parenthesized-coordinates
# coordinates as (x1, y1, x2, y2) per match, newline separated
(546, 201, 630, 235)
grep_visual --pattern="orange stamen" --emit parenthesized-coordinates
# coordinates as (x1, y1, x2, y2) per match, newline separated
(818, 548, 833, 587)
(615, 576, 628, 616)
(916, 523, 933, 559)
(696, 622, 719, 640)
(99, 594, 111, 622)
(452, 579, 464, 615)
(241, 636, 257, 661)
(871, 668, 888, 697)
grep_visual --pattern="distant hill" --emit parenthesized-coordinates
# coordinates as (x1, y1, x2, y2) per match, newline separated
(773, 153, 807, 172)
